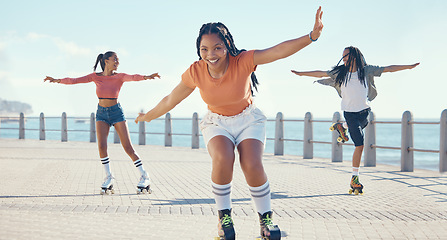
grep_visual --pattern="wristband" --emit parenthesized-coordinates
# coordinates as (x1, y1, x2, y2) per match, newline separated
(309, 31, 318, 42)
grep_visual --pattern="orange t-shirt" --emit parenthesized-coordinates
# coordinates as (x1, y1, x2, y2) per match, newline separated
(181, 50, 257, 116)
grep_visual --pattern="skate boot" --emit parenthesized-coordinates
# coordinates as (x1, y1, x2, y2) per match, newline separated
(136, 171, 152, 194)
(329, 122, 349, 143)
(258, 211, 281, 240)
(100, 174, 115, 195)
(349, 175, 364, 195)
(214, 209, 235, 240)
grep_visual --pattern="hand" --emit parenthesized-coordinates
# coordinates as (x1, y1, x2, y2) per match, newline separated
(311, 6, 323, 41)
(291, 70, 304, 76)
(135, 112, 147, 124)
(409, 63, 420, 69)
(44, 76, 60, 83)
(144, 73, 161, 80)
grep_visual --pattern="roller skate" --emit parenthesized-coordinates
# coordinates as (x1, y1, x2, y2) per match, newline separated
(100, 174, 115, 195)
(349, 175, 364, 195)
(329, 122, 349, 143)
(136, 171, 152, 194)
(257, 211, 281, 240)
(214, 209, 235, 240)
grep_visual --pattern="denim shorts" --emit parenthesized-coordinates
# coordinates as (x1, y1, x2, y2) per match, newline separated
(96, 103, 126, 126)
(344, 108, 370, 147)
(199, 104, 267, 147)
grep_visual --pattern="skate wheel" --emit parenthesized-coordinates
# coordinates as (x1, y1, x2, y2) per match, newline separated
(100, 189, 106, 195)
(111, 189, 115, 194)
(142, 189, 148, 194)
(136, 189, 141, 194)
(348, 189, 353, 194)
(337, 137, 343, 142)
(148, 189, 152, 194)
(354, 189, 359, 195)
(329, 126, 334, 131)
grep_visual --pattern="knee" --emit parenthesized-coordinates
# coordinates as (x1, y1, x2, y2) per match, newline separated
(98, 142, 108, 152)
(122, 145, 136, 156)
(241, 160, 264, 175)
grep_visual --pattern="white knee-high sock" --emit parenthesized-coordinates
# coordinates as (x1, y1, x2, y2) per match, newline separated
(249, 180, 271, 215)
(101, 156, 112, 176)
(133, 159, 146, 176)
(212, 182, 232, 210)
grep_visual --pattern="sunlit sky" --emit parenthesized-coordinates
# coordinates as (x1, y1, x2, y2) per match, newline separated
(1, 0, 446, 120)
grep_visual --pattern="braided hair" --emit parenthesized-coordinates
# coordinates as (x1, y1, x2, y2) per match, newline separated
(196, 22, 259, 95)
(93, 51, 116, 72)
(329, 46, 367, 87)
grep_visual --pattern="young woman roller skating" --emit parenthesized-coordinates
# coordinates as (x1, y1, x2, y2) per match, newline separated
(292, 46, 419, 195)
(136, 7, 323, 239)
(44, 51, 160, 195)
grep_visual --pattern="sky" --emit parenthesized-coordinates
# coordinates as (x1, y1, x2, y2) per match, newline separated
(1, 0, 446, 120)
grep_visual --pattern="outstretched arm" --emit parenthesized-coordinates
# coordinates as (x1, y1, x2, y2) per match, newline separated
(291, 70, 328, 78)
(143, 73, 161, 80)
(383, 63, 420, 73)
(135, 81, 195, 123)
(253, 6, 323, 66)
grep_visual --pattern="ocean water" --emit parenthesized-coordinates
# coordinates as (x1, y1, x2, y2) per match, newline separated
(0, 115, 442, 172)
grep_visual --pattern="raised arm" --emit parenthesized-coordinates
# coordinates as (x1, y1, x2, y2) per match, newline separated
(253, 6, 323, 66)
(290, 70, 328, 78)
(383, 63, 420, 73)
(135, 81, 195, 123)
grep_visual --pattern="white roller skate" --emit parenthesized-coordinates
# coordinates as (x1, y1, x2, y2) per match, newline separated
(100, 174, 115, 195)
(136, 171, 152, 194)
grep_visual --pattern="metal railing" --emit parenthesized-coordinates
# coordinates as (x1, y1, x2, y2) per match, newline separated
(1, 109, 446, 173)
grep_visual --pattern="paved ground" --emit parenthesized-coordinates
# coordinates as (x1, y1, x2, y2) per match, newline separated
(0, 139, 446, 240)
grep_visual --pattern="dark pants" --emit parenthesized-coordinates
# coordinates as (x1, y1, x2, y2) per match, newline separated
(344, 108, 370, 147)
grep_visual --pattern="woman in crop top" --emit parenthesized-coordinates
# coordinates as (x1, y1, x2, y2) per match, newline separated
(291, 46, 419, 195)
(44, 51, 160, 195)
(136, 7, 323, 239)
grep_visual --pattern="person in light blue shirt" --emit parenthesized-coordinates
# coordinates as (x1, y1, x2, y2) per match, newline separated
(292, 46, 419, 194)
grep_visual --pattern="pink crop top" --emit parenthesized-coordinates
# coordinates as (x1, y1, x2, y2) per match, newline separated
(59, 73, 145, 99)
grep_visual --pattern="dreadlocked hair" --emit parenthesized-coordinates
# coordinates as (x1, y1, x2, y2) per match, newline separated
(329, 46, 367, 87)
(196, 22, 259, 95)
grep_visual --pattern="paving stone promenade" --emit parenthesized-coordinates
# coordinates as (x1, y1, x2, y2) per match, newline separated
(0, 139, 446, 239)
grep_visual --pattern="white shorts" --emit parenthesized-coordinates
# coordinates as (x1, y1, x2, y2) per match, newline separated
(200, 104, 267, 147)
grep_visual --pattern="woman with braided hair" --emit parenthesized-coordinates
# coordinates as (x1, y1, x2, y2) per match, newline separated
(136, 7, 323, 240)
(45, 51, 160, 195)
(292, 46, 419, 195)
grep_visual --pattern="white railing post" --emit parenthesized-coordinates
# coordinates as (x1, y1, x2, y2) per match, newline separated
(114, 127, 120, 143)
(274, 112, 284, 156)
(39, 112, 45, 140)
(90, 113, 96, 142)
(61, 112, 67, 142)
(192, 112, 199, 149)
(331, 112, 343, 162)
(139, 120, 146, 145)
(364, 111, 376, 167)
(19, 112, 25, 139)
(165, 113, 172, 147)
(303, 112, 313, 159)
(440, 109, 447, 173)
(401, 111, 414, 172)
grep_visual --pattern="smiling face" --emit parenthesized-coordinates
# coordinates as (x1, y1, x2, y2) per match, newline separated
(199, 33, 228, 71)
(104, 53, 119, 71)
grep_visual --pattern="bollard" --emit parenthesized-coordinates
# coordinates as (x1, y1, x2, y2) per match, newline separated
(114, 127, 120, 144)
(165, 113, 172, 147)
(331, 112, 343, 162)
(274, 112, 284, 156)
(440, 109, 447, 172)
(61, 112, 67, 142)
(364, 111, 376, 167)
(303, 112, 313, 159)
(19, 112, 25, 139)
(90, 113, 96, 142)
(401, 111, 414, 172)
(39, 112, 45, 140)
(192, 112, 199, 149)
(139, 120, 146, 145)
